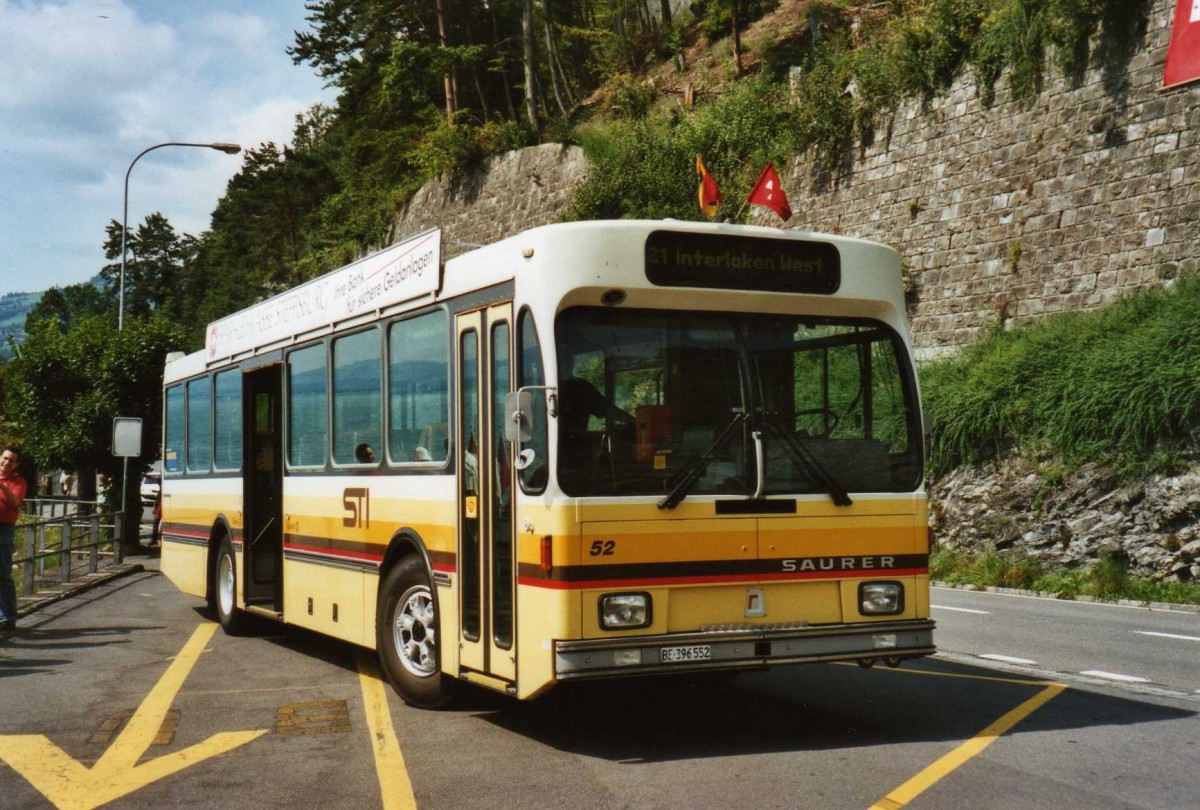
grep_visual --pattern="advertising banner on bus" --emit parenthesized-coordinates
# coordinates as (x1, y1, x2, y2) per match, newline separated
(205, 228, 441, 361)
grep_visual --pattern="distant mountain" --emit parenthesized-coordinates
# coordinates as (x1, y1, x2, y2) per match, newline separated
(0, 290, 42, 359)
(0, 275, 106, 360)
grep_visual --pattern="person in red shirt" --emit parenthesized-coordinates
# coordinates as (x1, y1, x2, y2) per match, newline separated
(0, 446, 28, 631)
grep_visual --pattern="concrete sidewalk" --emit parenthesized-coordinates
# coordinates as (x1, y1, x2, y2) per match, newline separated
(13, 545, 160, 621)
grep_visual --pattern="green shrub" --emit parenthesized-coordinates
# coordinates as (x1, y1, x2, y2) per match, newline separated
(930, 546, 965, 579)
(1032, 568, 1088, 599)
(1088, 555, 1130, 599)
(604, 73, 658, 121)
(934, 548, 1200, 604)
(569, 75, 802, 222)
(1001, 556, 1044, 589)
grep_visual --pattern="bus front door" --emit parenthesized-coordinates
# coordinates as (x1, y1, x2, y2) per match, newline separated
(243, 364, 282, 611)
(456, 304, 516, 684)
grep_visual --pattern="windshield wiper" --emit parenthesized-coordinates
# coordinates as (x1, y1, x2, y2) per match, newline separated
(658, 412, 747, 510)
(759, 412, 853, 507)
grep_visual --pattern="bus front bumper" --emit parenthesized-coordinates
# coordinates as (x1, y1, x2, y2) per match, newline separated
(554, 619, 936, 680)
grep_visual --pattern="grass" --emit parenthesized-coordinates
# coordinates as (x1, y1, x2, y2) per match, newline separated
(921, 272, 1200, 478)
(931, 547, 1200, 605)
(13, 514, 120, 596)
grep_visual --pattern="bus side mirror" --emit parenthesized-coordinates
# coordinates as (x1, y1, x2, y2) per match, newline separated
(505, 391, 533, 443)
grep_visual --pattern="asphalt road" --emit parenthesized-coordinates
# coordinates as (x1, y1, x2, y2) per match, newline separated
(1, 572, 1198, 809)
(931, 586, 1200, 697)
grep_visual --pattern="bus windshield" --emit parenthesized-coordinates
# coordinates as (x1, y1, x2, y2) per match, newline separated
(555, 307, 923, 499)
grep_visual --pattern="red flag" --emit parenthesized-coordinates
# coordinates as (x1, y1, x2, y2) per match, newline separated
(696, 155, 722, 220)
(747, 162, 792, 221)
(1164, 0, 1200, 88)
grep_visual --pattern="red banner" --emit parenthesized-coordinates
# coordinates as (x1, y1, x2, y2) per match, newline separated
(1164, 0, 1200, 88)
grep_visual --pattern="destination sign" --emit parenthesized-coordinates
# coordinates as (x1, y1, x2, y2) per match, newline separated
(644, 230, 840, 294)
(205, 228, 441, 362)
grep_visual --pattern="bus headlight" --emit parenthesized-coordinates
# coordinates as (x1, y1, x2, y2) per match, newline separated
(859, 582, 904, 615)
(599, 592, 652, 630)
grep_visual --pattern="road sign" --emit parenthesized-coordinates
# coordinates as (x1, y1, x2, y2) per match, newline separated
(113, 417, 143, 458)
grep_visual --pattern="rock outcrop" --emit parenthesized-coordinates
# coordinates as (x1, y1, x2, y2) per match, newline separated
(930, 456, 1200, 581)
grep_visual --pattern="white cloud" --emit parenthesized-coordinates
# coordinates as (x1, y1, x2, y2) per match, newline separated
(0, 0, 332, 296)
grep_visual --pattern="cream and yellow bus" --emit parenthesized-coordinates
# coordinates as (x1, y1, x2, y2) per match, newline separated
(160, 220, 934, 707)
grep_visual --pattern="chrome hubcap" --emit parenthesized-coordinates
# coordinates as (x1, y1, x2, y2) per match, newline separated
(394, 587, 437, 677)
(218, 553, 235, 617)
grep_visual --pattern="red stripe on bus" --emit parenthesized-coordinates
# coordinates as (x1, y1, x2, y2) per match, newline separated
(284, 542, 384, 563)
(167, 528, 211, 540)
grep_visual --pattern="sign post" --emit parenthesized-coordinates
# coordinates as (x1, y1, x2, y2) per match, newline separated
(113, 417, 143, 555)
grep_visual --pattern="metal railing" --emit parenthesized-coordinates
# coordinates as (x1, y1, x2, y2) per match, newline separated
(13, 505, 125, 599)
(22, 496, 106, 520)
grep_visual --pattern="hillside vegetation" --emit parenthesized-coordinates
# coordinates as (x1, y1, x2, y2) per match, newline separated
(2, 0, 1172, 516)
(7, 0, 1151, 349)
(0, 292, 40, 359)
(923, 273, 1200, 478)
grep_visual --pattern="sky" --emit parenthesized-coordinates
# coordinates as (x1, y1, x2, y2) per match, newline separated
(0, 0, 336, 298)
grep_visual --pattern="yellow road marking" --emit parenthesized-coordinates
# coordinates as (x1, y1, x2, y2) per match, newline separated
(869, 683, 1067, 809)
(357, 653, 419, 810)
(0, 623, 267, 810)
(834, 660, 1061, 687)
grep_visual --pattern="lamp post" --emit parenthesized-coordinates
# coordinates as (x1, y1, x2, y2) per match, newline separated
(115, 142, 239, 555)
(119, 141, 242, 330)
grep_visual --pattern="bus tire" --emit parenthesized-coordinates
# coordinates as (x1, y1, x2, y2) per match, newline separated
(213, 537, 246, 635)
(377, 556, 455, 709)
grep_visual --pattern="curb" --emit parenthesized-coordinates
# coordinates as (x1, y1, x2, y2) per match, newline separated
(16, 562, 149, 618)
(931, 580, 1200, 613)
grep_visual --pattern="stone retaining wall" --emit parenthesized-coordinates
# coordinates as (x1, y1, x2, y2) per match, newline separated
(389, 143, 587, 262)
(390, 3, 1198, 361)
(772, 0, 1200, 358)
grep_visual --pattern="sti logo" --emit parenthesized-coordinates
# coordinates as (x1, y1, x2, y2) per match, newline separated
(207, 325, 219, 359)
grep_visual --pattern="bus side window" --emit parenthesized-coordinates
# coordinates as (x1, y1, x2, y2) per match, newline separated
(287, 344, 328, 468)
(187, 376, 213, 474)
(214, 368, 243, 471)
(389, 310, 450, 465)
(517, 309, 547, 492)
(332, 328, 381, 465)
(164, 384, 184, 474)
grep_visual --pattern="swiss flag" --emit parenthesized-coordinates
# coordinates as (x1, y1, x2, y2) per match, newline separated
(747, 162, 792, 222)
(1164, 0, 1200, 88)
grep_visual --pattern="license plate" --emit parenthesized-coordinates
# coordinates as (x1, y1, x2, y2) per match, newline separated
(660, 644, 712, 663)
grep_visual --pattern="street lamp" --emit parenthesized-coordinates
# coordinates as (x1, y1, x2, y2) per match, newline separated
(118, 141, 242, 330)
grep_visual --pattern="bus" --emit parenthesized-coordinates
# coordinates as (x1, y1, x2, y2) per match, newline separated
(160, 220, 934, 708)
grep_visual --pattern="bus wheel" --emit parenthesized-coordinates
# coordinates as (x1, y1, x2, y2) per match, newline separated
(214, 538, 245, 634)
(377, 556, 454, 708)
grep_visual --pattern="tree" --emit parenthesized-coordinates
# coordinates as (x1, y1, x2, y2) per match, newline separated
(437, 0, 459, 120)
(522, 0, 539, 129)
(178, 128, 341, 345)
(4, 314, 186, 553)
(24, 282, 109, 334)
(100, 213, 197, 322)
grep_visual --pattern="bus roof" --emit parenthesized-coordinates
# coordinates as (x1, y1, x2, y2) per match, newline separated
(165, 220, 904, 384)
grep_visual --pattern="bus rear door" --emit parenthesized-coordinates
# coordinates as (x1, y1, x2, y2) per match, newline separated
(242, 364, 282, 611)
